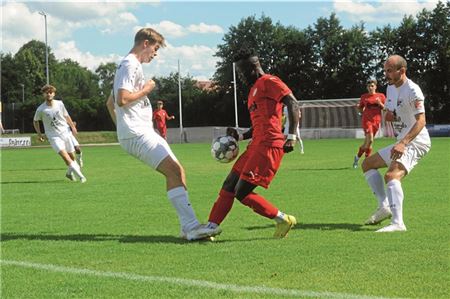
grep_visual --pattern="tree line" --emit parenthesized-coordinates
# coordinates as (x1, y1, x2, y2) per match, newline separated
(1, 1, 448, 132)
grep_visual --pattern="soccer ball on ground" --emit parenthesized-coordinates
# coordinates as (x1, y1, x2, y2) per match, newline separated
(211, 135, 239, 163)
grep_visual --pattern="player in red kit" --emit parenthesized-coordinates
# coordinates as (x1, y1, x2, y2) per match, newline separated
(189, 48, 300, 240)
(153, 100, 175, 139)
(353, 79, 386, 168)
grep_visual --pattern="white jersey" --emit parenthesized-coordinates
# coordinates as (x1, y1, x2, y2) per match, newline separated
(385, 79, 430, 145)
(113, 53, 153, 140)
(33, 100, 70, 138)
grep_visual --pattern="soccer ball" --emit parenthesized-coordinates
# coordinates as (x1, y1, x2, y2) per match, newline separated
(211, 136, 239, 163)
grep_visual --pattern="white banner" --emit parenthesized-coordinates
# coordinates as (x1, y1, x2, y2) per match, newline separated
(0, 137, 32, 148)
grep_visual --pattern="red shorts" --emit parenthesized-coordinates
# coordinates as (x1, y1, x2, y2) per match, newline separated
(232, 145, 284, 188)
(156, 126, 167, 139)
(362, 120, 380, 135)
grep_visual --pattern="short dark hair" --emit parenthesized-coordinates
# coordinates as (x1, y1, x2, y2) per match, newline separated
(233, 47, 257, 63)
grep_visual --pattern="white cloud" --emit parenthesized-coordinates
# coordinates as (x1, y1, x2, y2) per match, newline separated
(138, 21, 187, 38)
(144, 42, 219, 80)
(333, 0, 440, 24)
(188, 23, 224, 34)
(53, 41, 121, 71)
(136, 21, 224, 39)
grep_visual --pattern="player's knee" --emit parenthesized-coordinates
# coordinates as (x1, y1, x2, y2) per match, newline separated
(221, 172, 239, 193)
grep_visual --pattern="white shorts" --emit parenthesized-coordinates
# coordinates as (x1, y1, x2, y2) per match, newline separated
(69, 133, 79, 147)
(378, 141, 430, 174)
(48, 134, 75, 154)
(119, 131, 177, 169)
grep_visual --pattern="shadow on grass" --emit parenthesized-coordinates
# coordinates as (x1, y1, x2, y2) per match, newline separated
(245, 222, 371, 232)
(2, 168, 67, 172)
(1, 180, 64, 184)
(0, 233, 214, 244)
(289, 167, 351, 171)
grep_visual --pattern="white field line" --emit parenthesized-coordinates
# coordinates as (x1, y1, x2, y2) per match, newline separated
(1, 260, 407, 299)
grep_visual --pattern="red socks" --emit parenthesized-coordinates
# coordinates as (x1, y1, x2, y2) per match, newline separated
(358, 147, 372, 158)
(357, 147, 365, 158)
(365, 148, 372, 157)
(208, 189, 235, 225)
(241, 192, 278, 219)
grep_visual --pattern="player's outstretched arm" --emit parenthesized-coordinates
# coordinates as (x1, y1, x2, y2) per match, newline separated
(106, 92, 117, 126)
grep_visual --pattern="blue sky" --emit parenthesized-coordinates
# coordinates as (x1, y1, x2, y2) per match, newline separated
(1, 1, 440, 80)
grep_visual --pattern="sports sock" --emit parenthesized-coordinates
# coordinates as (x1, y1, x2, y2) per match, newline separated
(208, 189, 235, 225)
(364, 169, 389, 208)
(357, 147, 365, 158)
(69, 161, 85, 179)
(274, 211, 286, 223)
(365, 148, 372, 157)
(298, 139, 304, 153)
(240, 192, 278, 219)
(386, 180, 404, 225)
(167, 187, 200, 232)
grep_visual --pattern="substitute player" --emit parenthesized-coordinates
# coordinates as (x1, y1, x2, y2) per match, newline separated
(33, 84, 86, 182)
(106, 28, 220, 241)
(193, 48, 299, 239)
(153, 100, 175, 139)
(361, 55, 431, 232)
(353, 79, 385, 168)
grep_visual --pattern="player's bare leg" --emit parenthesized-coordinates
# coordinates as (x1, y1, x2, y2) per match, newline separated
(60, 150, 85, 182)
(361, 153, 393, 226)
(234, 179, 296, 238)
(376, 161, 407, 232)
(157, 156, 221, 240)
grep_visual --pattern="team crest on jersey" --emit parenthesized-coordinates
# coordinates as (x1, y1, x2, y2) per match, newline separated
(414, 100, 423, 109)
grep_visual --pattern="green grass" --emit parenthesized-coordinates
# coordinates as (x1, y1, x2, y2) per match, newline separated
(1, 138, 449, 298)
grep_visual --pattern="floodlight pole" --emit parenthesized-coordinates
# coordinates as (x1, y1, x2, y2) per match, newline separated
(39, 11, 49, 84)
(232, 62, 239, 129)
(178, 60, 184, 143)
(20, 83, 25, 132)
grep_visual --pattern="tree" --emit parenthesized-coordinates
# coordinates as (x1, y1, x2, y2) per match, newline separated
(96, 62, 117, 97)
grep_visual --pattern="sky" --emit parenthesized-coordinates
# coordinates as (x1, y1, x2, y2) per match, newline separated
(1, 0, 441, 81)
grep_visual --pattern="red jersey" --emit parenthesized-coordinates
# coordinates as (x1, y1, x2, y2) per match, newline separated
(359, 93, 386, 123)
(153, 109, 169, 128)
(248, 74, 292, 147)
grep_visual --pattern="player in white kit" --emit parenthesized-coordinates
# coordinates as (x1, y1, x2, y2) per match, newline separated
(33, 84, 86, 182)
(361, 55, 431, 232)
(106, 28, 221, 241)
(283, 105, 304, 154)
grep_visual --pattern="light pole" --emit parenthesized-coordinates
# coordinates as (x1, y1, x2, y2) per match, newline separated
(39, 11, 49, 84)
(20, 84, 25, 133)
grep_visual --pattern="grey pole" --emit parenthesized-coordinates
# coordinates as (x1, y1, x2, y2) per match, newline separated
(39, 11, 49, 84)
(20, 84, 25, 132)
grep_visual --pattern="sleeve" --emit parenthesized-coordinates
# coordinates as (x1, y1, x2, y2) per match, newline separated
(60, 102, 69, 117)
(115, 61, 136, 93)
(33, 108, 41, 121)
(358, 95, 365, 108)
(264, 76, 292, 102)
(409, 85, 425, 115)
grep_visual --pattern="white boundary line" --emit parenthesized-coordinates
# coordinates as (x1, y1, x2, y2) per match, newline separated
(1, 260, 407, 299)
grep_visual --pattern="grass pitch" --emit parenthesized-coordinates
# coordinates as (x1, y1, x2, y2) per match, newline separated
(1, 138, 449, 298)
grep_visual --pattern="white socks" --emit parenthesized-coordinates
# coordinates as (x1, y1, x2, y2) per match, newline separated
(274, 211, 286, 223)
(69, 161, 85, 179)
(386, 180, 404, 225)
(364, 169, 389, 208)
(167, 187, 200, 233)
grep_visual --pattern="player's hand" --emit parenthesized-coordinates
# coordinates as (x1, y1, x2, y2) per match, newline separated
(37, 135, 45, 142)
(226, 127, 239, 141)
(385, 111, 395, 122)
(390, 142, 406, 160)
(283, 139, 296, 153)
(143, 80, 156, 94)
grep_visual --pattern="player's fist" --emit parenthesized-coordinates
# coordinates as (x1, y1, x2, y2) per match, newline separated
(385, 111, 395, 122)
(283, 139, 296, 153)
(143, 80, 156, 94)
(226, 127, 239, 141)
(38, 135, 45, 142)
